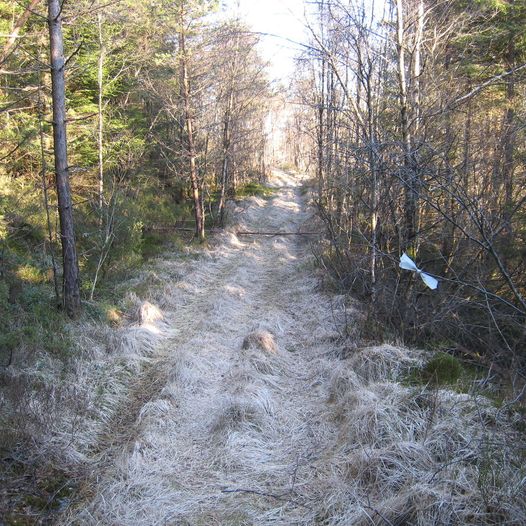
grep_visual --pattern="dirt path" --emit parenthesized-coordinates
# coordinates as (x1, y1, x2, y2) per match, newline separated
(60, 170, 523, 526)
(61, 170, 346, 524)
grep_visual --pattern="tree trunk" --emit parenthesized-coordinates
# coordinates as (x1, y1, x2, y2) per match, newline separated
(413, 0, 424, 137)
(97, 11, 105, 214)
(37, 60, 60, 305)
(501, 37, 516, 255)
(48, 0, 81, 318)
(396, 0, 417, 250)
(365, 68, 378, 299)
(317, 56, 326, 204)
(218, 89, 233, 225)
(218, 25, 242, 225)
(179, 22, 204, 242)
(441, 49, 455, 269)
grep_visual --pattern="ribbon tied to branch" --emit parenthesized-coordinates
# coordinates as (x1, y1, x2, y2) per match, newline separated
(399, 253, 439, 290)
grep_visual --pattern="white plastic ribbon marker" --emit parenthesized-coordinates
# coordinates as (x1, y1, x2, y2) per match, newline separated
(399, 253, 438, 290)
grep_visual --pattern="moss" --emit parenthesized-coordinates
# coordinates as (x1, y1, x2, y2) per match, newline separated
(2, 468, 75, 524)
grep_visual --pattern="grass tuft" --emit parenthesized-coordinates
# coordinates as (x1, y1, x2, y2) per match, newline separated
(421, 352, 464, 385)
(235, 181, 275, 198)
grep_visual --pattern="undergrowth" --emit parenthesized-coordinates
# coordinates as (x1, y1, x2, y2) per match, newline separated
(306, 180, 526, 519)
(1, 170, 274, 522)
(0, 172, 198, 523)
(0, 172, 192, 355)
(402, 351, 490, 396)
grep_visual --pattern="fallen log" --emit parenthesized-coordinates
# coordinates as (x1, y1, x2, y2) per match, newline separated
(145, 226, 222, 233)
(144, 226, 323, 236)
(236, 231, 322, 236)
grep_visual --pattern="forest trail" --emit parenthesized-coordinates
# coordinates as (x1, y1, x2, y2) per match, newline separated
(60, 170, 522, 525)
(63, 169, 349, 524)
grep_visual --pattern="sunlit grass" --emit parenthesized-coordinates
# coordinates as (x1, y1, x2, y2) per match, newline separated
(235, 181, 275, 198)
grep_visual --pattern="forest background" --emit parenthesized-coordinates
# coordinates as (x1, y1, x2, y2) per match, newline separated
(0, 0, 274, 350)
(1, 0, 526, 521)
(286, 0, 526, 380)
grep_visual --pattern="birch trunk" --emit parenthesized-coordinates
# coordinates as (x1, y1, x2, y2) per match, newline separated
(396, 0, 417, 249)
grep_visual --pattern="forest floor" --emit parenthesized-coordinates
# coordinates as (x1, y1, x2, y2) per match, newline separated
(56, 170, 524, 525)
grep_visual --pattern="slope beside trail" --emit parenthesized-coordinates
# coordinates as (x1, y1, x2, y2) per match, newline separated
(61, 170, 524, 525)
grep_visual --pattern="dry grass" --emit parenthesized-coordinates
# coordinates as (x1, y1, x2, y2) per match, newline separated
(2, 170, 524, 525)
(242, 330, 278, 354)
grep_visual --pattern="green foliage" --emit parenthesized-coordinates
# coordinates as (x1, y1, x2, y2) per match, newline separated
(235, 181, 275, 199)
(405, 353, 467, 388)
(0, 2, 272, 522)
(453, 0, 526, 76)
(115, 179, 190, 259)
(0, 166, 193, 361)
(421, 353, 464, 385)
(0, 280, 71, 366)
(0, 0, 271, 326)
(0, 175, 51, 264)
(0, 169, 195, 364)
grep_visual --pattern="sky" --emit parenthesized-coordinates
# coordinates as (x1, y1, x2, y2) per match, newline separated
(219, 0, 387, 84)
(220, 0, 310, 83)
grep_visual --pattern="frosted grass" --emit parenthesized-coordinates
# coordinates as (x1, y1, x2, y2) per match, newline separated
(31, 169, 524, 525)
